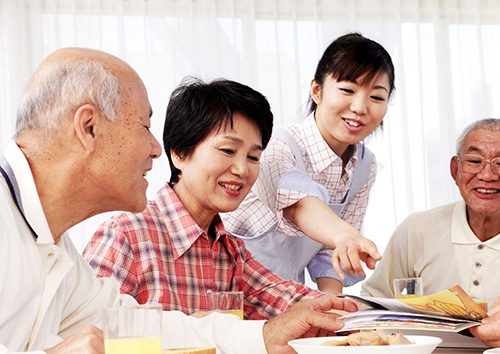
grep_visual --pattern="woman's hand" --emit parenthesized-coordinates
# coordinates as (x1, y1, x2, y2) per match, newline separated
(284, 196, 381, 280)
(330, 231, 381, 280)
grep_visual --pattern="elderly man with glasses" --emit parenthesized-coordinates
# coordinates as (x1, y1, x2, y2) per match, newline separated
(361, 118, 500, 313)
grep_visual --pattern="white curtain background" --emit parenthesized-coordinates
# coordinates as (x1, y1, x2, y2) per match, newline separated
(1, 0, 500, 294)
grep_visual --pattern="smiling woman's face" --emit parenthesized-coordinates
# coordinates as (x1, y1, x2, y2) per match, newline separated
(311, 72, 390, 157)
(172, 113, 263, 228)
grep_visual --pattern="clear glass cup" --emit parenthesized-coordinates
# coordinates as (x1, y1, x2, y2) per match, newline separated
(393, 277, 424, 299)
(207, 291, 244, 320)
(103, 304, 162, 354)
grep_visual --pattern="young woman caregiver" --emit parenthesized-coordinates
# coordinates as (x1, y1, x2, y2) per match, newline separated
(222, 32, 395, 294)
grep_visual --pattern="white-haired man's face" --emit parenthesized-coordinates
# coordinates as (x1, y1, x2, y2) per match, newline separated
(92, 73, 162, 213)
(452, 129, 500, 220)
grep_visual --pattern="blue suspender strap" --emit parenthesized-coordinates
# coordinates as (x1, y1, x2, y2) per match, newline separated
(0, 156, 38, 240)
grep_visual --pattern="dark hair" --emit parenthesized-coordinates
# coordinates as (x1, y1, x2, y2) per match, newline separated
(163, 77, 273, 184)
(309, 32, 395, 113)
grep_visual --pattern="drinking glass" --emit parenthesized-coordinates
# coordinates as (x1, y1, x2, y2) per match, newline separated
(207, 291, 244, 320)
(393, 277, 423, 299)
(104, 304, 162, 354)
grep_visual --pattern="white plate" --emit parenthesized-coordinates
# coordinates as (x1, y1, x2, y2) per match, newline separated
(288, 335, 442, 354)
(483, 349, 500, 353)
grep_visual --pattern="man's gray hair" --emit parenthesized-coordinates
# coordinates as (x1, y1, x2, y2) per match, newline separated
(15, 58, 123, 138)
(456, 118, 500, 155)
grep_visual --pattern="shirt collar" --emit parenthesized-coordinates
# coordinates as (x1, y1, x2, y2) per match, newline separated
(159, 183, 228, 259)
(300, 113, 358, 174)
(3, 142, 55, 244)
(451, 200, 500, 250)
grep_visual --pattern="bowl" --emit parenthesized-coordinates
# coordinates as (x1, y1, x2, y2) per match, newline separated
(288, 335, 442, 354)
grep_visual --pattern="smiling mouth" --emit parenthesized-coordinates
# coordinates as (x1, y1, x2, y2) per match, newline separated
(219, 182, 242, 191)
(475, 188, 500, 195)
(343, 118, 363, 128)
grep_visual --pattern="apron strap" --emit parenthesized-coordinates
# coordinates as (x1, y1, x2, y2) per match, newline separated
(271, 125, 373, 217)
(272, 126, 307, 171)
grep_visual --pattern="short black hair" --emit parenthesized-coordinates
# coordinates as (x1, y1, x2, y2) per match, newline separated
(163, 77, 273, 184)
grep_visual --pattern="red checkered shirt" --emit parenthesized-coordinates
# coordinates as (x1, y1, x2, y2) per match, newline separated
(222, 113, 377, 258)
(83, 183, 322, 320)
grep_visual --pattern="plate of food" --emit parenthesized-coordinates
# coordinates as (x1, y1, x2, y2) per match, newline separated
(288, 330, 442, 354)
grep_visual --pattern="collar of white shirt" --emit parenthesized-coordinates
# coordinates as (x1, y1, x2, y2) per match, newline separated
(4, 142, 54, 244)
(451, 200, 500, 251)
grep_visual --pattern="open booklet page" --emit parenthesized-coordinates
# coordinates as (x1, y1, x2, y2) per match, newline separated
(337, 285, 489, 349)
(342, 285, 486, 320)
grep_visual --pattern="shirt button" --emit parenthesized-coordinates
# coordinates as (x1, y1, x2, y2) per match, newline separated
(478, 244, 484, 250)
(47, 252, 54, 258)
(473, 280, 480, 286)
(475, 262, 482, 268)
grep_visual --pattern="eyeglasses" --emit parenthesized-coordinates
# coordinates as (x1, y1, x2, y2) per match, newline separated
(457, 154, 500, 176)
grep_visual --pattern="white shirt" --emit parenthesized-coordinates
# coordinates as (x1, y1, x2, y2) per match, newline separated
(361, 201, 500, 309)
(0, 142, 266, 354)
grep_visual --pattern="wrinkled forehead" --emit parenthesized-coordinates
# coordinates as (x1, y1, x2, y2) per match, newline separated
(122, 71, 148, 100)
(113, 73, 152, 124)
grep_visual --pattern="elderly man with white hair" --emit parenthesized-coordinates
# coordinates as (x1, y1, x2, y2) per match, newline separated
(361, 118, 500, 348)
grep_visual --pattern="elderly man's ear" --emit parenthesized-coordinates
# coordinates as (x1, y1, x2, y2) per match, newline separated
(73, 104, 101, 153)
(450, 155, 459, 184)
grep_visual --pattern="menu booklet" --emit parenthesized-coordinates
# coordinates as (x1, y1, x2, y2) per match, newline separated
(338, 285, 487, 332)
(337, 285, 489, 348)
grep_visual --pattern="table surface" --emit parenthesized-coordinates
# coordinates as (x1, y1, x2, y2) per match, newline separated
(434, 348, 486, 353)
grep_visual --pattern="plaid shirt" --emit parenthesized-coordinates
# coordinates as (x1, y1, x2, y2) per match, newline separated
(222, 113, 377, 257)
(83, 183, 321, 320)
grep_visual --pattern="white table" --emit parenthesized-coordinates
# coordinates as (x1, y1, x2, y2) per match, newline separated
(434, 348, 486, 353)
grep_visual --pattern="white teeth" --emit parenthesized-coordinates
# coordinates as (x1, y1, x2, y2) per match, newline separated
(476, 188, 499, 194)
(345, 119, 360, 127)
(219, 182, 241, 191)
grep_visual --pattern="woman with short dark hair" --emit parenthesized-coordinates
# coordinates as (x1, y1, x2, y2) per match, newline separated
(84, 78, 324, 320)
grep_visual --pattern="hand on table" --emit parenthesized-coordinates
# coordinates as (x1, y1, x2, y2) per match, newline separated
(44, 325, 104, 354)
(262, 295, 358, 354)
(470, 296, 500, 348)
